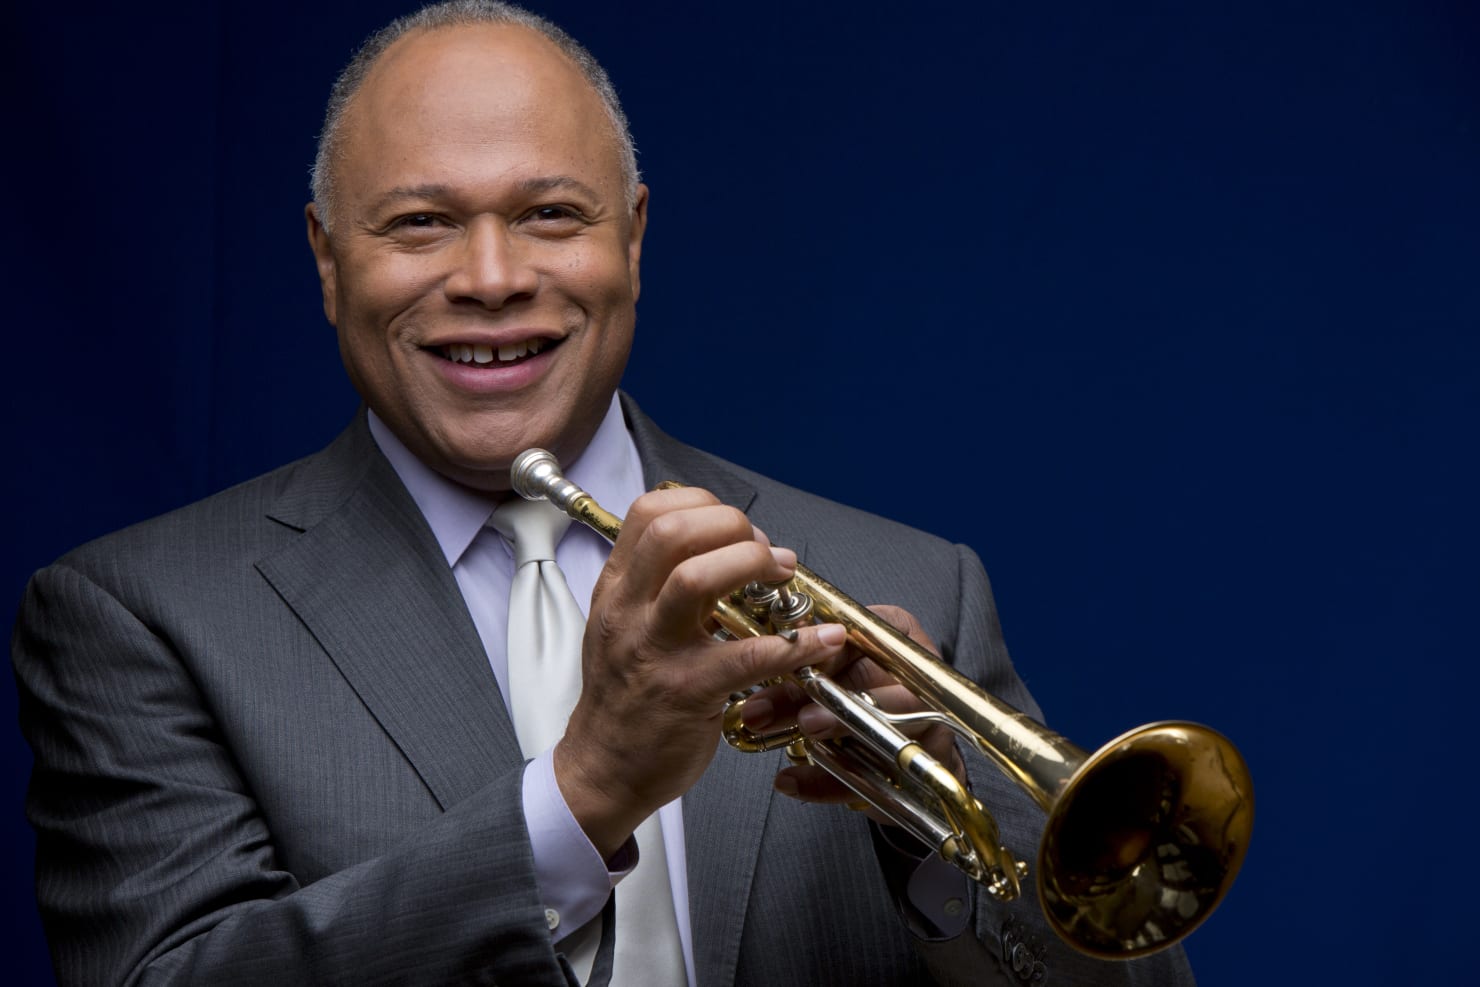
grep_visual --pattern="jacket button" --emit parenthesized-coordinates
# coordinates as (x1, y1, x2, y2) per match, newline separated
(1001, 917, 1048, 984)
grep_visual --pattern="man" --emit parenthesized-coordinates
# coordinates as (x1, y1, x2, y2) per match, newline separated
(13, 3, 1197, 985)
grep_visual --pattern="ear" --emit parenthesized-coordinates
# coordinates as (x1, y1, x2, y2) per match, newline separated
(305, 203, 338, 325)
(627, 184, 649, 302)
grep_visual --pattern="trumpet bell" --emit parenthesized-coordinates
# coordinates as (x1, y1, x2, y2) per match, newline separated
(1041, 722, 1253, 958)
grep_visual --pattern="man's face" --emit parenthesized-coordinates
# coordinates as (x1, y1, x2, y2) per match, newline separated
(307, 24, 647, 492)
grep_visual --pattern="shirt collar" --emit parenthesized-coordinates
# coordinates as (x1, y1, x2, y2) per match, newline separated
(367, 393, 641, 568)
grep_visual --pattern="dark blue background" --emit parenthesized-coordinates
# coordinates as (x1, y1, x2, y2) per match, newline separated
(6, 1, 1477, 983)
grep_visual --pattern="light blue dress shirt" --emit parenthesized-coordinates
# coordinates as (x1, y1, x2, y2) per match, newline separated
(368, 396, 696, 986)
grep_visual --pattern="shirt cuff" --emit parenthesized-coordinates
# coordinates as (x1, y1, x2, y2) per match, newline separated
(521, 753, 636, 941)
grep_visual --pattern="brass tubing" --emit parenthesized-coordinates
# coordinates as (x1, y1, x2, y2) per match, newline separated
(791, 562, 1084, 810)
(509, 448, 1253, 959)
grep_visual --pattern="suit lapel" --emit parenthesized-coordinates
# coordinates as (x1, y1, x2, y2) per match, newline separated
(625, 396, 811, 986)
(255, 417, 521, 811)
(259, 404, 805, 980)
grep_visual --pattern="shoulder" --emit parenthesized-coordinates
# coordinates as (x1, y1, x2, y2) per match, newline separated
(627, 400, 960, 559)
(725, 454, 961, 565)
(44, 419, 375, 598)
(624, 399, 973, 619)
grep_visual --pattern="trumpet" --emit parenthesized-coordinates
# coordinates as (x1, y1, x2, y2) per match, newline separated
(510, 448, 1252, 959)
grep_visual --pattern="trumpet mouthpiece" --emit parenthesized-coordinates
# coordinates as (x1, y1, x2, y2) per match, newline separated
(510, 448, 582, 513)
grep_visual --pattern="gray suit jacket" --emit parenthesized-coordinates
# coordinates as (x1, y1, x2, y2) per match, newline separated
(13, 397, 1195, 986)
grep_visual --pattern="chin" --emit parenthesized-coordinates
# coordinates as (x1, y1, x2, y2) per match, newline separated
(436, 428, 558, 487)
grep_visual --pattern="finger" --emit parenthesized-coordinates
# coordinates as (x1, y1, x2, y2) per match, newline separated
(683, 622, 847, 701)
(791, 682, 914, 739)
(605, 487, 721, 581)
(786, 688, 961, 797)
(774, 763, 853, 802)
(828, 655, 896, 694)
(773, 764, 898, 827)
(652, 539, 794, 637)
(741, 672, 925, 738)
(617, 485, 722, 537)
(775, 747, 962, 827)
(641, 506, 784, 596)
(616, 500, 771, 607)
(864, 604, 938, 653)
(736, 680, 807, 731)
(808, 603, 940, 681)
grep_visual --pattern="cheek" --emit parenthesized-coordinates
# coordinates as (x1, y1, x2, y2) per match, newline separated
(338, 253, 442, 328)
(568, 257, 637, 344)
(332, 263, 429, 390)
(559, 237, 637, 296)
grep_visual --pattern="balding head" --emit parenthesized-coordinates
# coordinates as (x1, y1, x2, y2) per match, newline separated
(311, 0, 639, 234)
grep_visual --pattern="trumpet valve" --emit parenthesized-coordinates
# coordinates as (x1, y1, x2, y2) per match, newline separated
(741, 582, 781, 624)
(769, 583, 814, 632)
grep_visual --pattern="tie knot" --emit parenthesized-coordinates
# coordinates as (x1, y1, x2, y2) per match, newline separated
(489, 497, 572, 567)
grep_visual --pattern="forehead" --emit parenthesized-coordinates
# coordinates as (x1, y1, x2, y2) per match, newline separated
(338, 23, 622, 196)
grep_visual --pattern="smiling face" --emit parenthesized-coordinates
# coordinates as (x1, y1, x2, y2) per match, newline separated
(307, 23, 647, 492)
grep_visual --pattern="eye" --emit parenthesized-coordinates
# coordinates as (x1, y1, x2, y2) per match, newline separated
(392, 213, 445, 229)
(527, 204, 587, 226)
(380, 212, 456, 244)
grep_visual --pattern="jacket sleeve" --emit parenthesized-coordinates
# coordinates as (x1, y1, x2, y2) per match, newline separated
(13, 560, 591, 987)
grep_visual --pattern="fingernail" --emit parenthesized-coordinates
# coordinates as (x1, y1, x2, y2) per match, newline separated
(770, 546, 796, 569)
(739, 697, 775, 728)
(774, 774, 798, 796)
(815, 623, 846, 647)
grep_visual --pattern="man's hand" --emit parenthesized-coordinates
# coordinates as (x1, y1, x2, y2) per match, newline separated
(736, 604, 967, 827)
(553, 486, 848, 859)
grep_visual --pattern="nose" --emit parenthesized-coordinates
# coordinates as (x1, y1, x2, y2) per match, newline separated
(443, 217, 538, 308)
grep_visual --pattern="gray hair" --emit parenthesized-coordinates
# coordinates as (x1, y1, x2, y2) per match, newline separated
(310, 0, 640, 233)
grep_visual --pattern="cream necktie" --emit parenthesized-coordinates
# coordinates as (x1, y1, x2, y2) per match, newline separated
(489, 498, 582, 757)
(490, 498, 687, 986)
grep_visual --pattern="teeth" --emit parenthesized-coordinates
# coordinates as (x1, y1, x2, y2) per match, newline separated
(442, 339, 550, 365)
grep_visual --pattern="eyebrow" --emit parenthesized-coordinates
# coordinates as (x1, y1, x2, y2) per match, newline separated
(368, 176, 603, 214)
